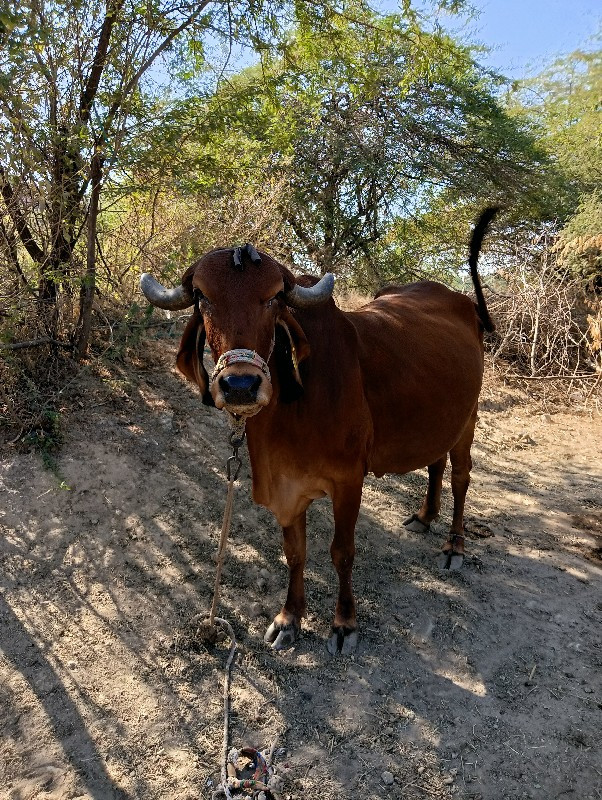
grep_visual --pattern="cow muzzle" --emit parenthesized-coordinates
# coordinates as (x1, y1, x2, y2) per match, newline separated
(211, 348, 272, 416)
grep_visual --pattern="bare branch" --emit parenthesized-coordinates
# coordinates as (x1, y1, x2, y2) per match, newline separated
(0, 337, 73, 350)
(79, 0, 126, 126)
(0, 163, 45, 263)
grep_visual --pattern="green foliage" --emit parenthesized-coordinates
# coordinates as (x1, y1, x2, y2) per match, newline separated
(2, 0, 382, 358)
(507, 43, 602, 291)
(136, 7, 547, 288)
(2, 0, 596, 400)
(513, 46, 601, 205)
(554, 193, 602, 291)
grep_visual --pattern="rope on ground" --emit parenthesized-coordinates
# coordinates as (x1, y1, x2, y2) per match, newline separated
(212, 616, 237, 800)
(209, 478, 236, 628)
(204, 418, 284, 799)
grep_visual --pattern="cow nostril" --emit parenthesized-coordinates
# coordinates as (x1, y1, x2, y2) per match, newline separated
(219, 374, 262, 402)
(221, 374, 259, 391)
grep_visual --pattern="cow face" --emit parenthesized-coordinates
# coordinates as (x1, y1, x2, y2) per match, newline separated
(190, 250, 285, 416)
(140, 246, 334, 417)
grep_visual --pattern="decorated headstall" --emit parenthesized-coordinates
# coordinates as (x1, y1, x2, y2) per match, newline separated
(202, 244, 304, 400)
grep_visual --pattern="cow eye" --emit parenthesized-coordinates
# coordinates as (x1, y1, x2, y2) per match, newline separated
(265, 296, 277, 308)
(196, 290, 211, 308)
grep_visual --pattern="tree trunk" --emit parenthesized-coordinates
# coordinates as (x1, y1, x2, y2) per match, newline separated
(74, 151, 103, 360)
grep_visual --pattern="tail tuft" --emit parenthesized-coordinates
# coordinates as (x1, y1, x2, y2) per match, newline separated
(469, 207, 500, 333)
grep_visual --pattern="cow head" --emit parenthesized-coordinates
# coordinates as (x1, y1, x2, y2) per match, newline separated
(140, 245, 334, 417)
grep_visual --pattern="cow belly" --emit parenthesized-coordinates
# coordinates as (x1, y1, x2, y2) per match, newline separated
(369, 434, 461, 477)
(367, 390, 480, 477)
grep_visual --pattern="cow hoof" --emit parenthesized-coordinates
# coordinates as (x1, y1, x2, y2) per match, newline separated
(448, 553, 465, 571)
(326, 628, 358, 655)
(264, 621, 299, 651)
(437, 551, 465, 571)
(403, 514, 430, 534)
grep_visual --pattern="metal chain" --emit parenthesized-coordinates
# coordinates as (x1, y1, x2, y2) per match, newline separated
(209, 419, 284, 800)
(226, 429, 245, 481)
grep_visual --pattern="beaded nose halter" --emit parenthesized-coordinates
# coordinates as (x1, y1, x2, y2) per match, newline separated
(210, 348, 271, 384)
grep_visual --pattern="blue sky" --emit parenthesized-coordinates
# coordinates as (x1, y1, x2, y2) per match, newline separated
(379, 0, 601, 78)
(454, 0, 599, 77)
(200, 0, 600, 86)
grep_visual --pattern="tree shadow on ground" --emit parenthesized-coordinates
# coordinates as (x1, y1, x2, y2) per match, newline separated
(1, 337, 600, 800)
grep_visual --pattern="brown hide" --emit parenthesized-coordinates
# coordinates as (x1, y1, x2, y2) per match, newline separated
(245, 295, 373, 525)
(243, 281, 484, 523)
(351, 281, 484, 476)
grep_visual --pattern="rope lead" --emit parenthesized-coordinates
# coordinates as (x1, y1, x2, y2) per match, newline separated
(204, 417, 283, 799)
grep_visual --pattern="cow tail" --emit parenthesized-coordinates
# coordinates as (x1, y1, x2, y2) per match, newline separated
(469, 207, 499, 334)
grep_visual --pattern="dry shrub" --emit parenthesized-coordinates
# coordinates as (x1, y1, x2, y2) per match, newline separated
(0, 278, 77, 437)
(98, 176, 293, 308)
(1, 178, 294, 435)
(487, 256, 594, 378)
(483, 240, 601, 411)
(335, 289, 373, 311)
(584, 295, 602, 366)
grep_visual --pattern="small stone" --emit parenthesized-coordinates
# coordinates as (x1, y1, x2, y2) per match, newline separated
(443, 775, 455, 785)
(248, 602, 263, 618)
(260, 568, 271, 580)
(256, 577, 267, 591)
(67, 660, 77, 669)
(417, 765, 425, 775)
(449, 768, 458, 776)
(268, 775, 284, 792)
(158, 412, 174, 430)
(381, 771, 395, 785)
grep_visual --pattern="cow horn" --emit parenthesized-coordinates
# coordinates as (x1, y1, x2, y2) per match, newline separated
(140, 273, 195, 310)
(285, 273, 335, 308)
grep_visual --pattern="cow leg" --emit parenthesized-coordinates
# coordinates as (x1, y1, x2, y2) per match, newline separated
(404, 455, 447, 533)
(439, 408, 477, 571)
(264, 511, 306, 650)
(327, 483, 362, 656)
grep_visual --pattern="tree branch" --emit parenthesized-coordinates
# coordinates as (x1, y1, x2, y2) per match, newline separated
(106, 0, 213, 122)
(0, 217, 29, 286)
(0, 337, 73, 351)
(79, 0, 126, 125)
(0, 163, 45, 263)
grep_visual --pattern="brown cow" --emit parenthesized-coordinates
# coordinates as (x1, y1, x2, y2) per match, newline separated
(140, 208, 498, 654)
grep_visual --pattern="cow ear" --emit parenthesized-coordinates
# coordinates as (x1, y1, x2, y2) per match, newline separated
(274, 310, 310, 404)
(277, 261, 297, 296)
(176, 310, 215, 406)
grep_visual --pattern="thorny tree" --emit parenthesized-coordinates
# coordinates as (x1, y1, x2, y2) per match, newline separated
(0, 0, 360, 357)
(156, 13, 546, 283)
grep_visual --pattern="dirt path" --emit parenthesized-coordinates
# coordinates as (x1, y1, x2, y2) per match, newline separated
(1, 340, 601, 800)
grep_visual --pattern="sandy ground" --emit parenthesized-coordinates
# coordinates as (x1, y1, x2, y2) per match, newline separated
(1, 337, 601, 800)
